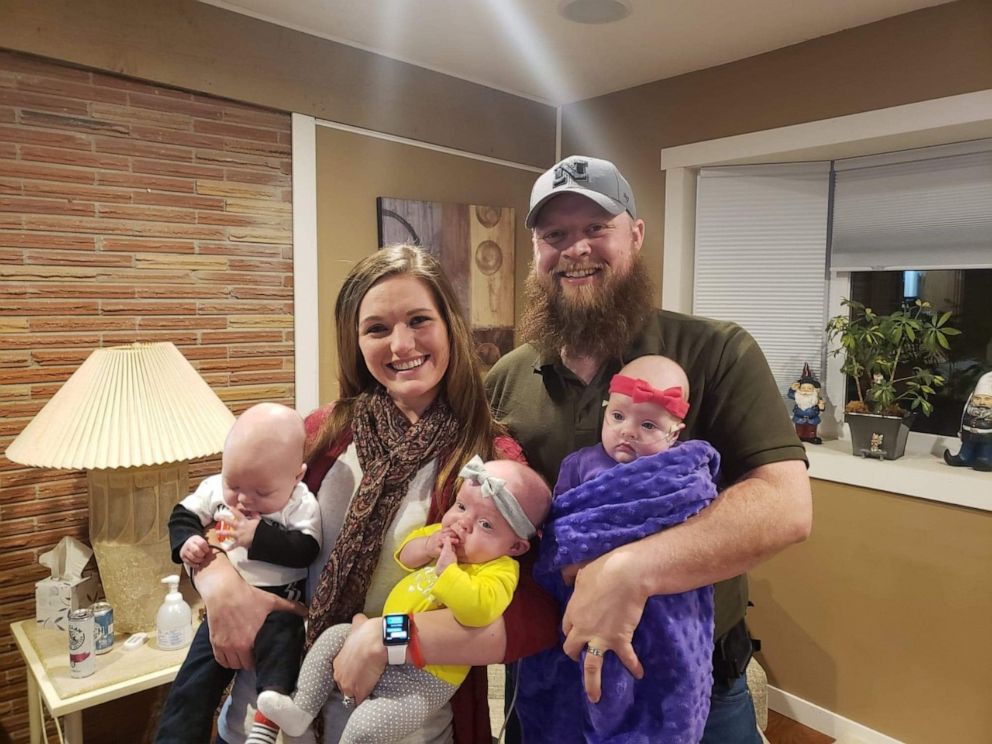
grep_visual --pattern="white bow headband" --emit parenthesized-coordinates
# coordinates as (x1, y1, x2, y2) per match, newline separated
(458, 455, 536, 540)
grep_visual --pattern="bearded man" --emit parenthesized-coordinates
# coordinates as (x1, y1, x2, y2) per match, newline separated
(486, 156, 812, 743)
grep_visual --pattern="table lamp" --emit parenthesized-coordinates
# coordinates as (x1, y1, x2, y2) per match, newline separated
(6, 342, 235, 633)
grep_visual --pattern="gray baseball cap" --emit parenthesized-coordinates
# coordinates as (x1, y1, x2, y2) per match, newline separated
(526, 155, 637, 228)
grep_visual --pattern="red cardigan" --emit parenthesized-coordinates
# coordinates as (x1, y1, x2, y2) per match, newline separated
(303, 406, 559, 743)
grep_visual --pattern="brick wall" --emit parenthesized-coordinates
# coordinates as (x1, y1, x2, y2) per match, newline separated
(0, 50, 294, 742)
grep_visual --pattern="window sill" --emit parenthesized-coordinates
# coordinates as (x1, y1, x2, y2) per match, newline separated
(805, 430, 991, 513)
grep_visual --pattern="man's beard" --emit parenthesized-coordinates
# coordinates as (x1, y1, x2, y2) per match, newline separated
(519, 254, 655, 360)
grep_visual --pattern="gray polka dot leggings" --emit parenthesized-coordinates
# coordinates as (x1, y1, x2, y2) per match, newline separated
(298, 623, 457, 744)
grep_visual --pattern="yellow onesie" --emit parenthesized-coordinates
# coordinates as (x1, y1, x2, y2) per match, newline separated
(387, 523, 519, 685)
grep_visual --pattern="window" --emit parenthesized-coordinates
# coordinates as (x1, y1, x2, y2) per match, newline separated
(693, 139, 992, 430)
(847, 269, 992, 436)
(693, 163, 830, 397)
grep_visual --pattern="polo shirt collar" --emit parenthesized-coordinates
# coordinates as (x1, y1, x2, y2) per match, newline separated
(529, 310, 669, 375)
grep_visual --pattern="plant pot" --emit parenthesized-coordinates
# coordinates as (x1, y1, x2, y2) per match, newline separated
(845, 412, 916, 460)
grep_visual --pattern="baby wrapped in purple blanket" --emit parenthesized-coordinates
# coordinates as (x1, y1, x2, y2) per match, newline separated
(515, 356, 720, 744)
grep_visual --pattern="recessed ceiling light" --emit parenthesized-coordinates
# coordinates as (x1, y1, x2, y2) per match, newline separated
(558, 0, 632, 25)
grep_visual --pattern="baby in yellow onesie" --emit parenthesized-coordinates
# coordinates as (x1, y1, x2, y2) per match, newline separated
(257, 456, 551, 742)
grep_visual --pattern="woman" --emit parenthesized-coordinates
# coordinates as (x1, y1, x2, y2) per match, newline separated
(195, 245, 558, 743)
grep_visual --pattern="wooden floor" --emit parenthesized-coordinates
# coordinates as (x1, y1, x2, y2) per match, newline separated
(766, 710, 835, 744)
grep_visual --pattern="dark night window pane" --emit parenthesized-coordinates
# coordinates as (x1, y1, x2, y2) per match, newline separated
(847, 269, 992, 436)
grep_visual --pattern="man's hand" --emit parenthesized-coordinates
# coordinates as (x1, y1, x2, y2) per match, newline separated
(194, 556, 306, 669)
(560, 560, 589, 586)
(180, 535, 213, 569)
(332, 614, 388, 705)
(561, 549, 645, 703)
(214, 507, 260, 550)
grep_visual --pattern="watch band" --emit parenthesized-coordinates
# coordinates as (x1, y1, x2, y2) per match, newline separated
(386, 642, 407, 665)
(407, 613, 425, 669)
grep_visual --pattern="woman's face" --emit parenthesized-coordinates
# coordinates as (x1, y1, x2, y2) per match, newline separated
(357, 274, 451, 422)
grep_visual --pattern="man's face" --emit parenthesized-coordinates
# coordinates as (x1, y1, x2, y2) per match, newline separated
(799, 383, 816, 395)
(531, 192, 644, 306)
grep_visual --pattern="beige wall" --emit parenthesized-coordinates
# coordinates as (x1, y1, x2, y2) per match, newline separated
(0, 0, 556, 168)
(560, 0, 992, 293)
(314, 125, 537, 403)
(559, 1, 992, 740)
(751, 481, 992, 743)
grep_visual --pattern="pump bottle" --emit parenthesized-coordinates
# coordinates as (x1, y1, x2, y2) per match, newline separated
(156, 575, 192, 650)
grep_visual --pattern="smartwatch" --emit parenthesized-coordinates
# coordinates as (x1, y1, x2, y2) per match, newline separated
(382, 613, 410, 665)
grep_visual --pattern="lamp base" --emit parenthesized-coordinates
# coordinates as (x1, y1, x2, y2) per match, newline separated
(88, 463, 188, 633)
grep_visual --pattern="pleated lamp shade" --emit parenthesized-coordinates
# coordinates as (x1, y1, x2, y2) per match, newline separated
(6, 342, 235, 470)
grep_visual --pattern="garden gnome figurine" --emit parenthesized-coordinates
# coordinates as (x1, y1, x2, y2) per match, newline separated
(944, 370, 992, 472)
(788, 363, 825, 445)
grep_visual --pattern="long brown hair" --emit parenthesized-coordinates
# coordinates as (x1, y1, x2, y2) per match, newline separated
(307, 244, 498, 507)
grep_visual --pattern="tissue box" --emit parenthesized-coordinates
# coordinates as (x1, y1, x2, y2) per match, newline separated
(35, 575, 99, 631)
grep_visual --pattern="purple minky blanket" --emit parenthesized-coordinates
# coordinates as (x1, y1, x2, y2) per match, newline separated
(517, 440, 720, 744)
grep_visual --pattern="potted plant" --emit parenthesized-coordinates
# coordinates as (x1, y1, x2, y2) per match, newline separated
(825, 299, 960, 459)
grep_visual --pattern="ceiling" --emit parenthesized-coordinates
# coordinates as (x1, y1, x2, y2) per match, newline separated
(200, 0, 952, 106)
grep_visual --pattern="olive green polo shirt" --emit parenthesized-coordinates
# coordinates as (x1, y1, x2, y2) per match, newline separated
(485, 308, 807, 638)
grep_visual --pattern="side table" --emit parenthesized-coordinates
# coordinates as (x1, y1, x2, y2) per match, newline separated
(11, 619, 192, 744)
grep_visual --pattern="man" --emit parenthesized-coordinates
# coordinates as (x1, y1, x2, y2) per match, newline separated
(788, 363, 825, 444)
(486, 155, 813, 742)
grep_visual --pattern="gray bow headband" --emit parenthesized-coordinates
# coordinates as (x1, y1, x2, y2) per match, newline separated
(458, 456, 536, 540)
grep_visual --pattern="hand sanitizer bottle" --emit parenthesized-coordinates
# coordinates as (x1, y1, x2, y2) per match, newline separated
(156, 575, 192, 651)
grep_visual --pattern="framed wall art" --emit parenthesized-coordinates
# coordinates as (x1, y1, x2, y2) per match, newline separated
(377, 197, 515, 366)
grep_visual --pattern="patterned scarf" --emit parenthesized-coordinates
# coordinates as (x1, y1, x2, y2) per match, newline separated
(305, 386, 460, 650)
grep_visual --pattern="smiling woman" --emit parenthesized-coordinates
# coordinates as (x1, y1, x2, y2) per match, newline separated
(357, 274, 452, 423)
(204, 244, 560, 744)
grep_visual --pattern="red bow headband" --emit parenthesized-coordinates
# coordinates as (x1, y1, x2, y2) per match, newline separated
(608, 374, 690, 419)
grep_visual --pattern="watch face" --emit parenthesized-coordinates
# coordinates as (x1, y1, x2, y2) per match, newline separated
(383, 614, 410, 645)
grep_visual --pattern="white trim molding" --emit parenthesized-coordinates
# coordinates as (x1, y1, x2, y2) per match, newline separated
(291, 113, 319, 416)
(314, 119, 544, 174)
(768, 686, 906, 744)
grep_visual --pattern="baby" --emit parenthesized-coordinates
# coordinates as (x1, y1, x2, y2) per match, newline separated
(257, 456, 551, 743)
(519, 355, 721, 744)
(156, 402, 321, 744)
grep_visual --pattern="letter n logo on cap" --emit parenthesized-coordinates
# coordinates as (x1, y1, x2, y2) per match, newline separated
(553, 159, 588, 187)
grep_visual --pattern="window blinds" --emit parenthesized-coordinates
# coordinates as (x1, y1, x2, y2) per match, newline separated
(694, 163, 831, 396)
(831, 140, 992, 271)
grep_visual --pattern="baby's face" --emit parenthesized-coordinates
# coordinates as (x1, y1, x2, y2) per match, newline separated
(441, 480, 522, 565)
(221, 445, 302, 518)
(602, 392, 683, 463)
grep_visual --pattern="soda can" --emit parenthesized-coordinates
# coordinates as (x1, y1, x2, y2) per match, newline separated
(92, 601, 114, 654)
(68, 608, 95, 678)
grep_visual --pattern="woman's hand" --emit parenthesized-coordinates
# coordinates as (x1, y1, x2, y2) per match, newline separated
(194, 555, 306, 670)
(332, 614, 387, 705)
(561, 549, 646, 703)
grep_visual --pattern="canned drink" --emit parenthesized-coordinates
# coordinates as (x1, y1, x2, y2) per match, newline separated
(68, 608, 95, 678)
(92, 601, 114, 654)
